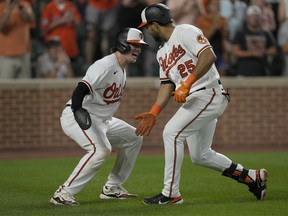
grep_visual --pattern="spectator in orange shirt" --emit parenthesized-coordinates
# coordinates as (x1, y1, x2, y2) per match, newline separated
(197, 0, 229, 75)
(41, 0, 81, 63)
(85, 0, 120, 66)
(0, 0, 35, 79)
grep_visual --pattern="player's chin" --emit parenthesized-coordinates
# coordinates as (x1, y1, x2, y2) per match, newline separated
(129, 56, 138, 63)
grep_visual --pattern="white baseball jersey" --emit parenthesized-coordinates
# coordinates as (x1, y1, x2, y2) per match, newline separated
(67, 54, 126, 120)
(157, 24, 220, 91)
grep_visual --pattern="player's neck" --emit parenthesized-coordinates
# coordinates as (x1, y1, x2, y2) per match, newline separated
(161, 25, 175, 42)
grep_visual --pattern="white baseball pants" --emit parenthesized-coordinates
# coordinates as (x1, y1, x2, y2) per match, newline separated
(162, 87, 232, 198)
(59, 107, 142, 195)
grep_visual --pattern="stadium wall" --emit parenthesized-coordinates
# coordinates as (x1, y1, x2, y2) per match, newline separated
(0, 77, 287, 152)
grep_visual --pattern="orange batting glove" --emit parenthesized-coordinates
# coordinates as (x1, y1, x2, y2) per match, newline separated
(172, 74, 197, 103)
(134, 104, 161, 136)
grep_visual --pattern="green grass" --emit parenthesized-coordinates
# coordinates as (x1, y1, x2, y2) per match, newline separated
(1, 152, 288, 216)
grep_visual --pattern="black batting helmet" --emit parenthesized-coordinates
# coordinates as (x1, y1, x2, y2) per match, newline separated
(138, 3, 173, 28)
(113, 28, 148, 54)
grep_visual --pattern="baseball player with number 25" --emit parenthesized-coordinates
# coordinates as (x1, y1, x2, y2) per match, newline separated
(50, 28, 148, 206)
(135, 4, 268, 204)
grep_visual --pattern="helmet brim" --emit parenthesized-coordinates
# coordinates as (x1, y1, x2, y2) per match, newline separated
(127, 39, 148, 46)
(138, 22, 148, 29)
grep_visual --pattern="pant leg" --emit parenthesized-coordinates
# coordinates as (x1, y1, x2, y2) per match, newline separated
(161, 88, 230, 198)
(18, 53, 31, 78)
(0, 56, 17, 79)
(186, 119, 232, 171)
(60, 107, 112, 195)
(104, 117, 143, 187)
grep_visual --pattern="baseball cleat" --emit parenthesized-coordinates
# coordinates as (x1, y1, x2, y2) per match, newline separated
(50, 187, 79, 206)
(99, 185, 138, 199)
(143, 193, 183, 205)
(248, 169, 268, 200)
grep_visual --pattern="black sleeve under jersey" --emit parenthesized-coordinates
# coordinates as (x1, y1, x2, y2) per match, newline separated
(161, 80, 176, 90)
(71, 82, 90, 112)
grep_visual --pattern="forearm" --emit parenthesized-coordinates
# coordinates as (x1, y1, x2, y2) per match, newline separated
(18, 4, 35, 23)
(266, 46, 277, 56)
(44, 19, 65, 33)
(71, 82, 90, 111)
(154, 84, 174, 109)
(0, 7, 13, 31)
(281, 43, 288, 54)
(232, 45, 254, 58)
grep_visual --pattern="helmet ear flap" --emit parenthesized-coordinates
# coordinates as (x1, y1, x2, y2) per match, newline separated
(117, 41, 131, 54)
(115, 28, 130, 54)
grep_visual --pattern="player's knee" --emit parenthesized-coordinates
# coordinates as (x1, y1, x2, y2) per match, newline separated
(191, 150, 211, 165)
(134, 136, 143, 150)
(89, 149, 111, 168)
(191, 154, 203, 165)
(163, 125, 176, 140)
(136, 135, 143, 146)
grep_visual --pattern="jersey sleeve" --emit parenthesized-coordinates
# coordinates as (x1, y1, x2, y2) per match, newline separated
(81, 63, 106, 93)
(181, 26, 212, 58)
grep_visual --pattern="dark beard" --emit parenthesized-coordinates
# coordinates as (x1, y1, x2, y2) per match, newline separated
(153, 34, 162, 42)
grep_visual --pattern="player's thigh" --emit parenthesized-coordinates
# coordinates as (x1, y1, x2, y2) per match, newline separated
(107, 117, 141, 148)
(60, 107, 111, 151)
(18, 53, 31, 78)
(0, 57, 17, 79)
(164, 100, 216, 138)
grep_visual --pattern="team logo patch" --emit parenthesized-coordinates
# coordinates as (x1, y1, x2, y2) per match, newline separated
(196, 35, 208, 44)
(139, 32, 144, 40)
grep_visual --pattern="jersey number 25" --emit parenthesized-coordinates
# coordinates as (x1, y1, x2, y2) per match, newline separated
(177, 59, 195, 78)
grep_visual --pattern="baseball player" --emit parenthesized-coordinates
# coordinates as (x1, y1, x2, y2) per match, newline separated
(50, 28, 147, 206)
(135, 3, 268, 204)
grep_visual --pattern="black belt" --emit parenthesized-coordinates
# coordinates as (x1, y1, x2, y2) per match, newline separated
(195, 87, 206, 92)
(192, 80, 222, 93)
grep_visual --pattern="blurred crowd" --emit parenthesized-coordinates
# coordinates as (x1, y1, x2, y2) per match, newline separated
(0, 0, 287, 79)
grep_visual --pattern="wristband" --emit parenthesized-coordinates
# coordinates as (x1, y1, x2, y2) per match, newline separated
(149, 104, 162, 116)
(184, 74, 197, 87)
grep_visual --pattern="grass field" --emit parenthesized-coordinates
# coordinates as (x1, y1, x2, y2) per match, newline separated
(1, 152, 288, 216)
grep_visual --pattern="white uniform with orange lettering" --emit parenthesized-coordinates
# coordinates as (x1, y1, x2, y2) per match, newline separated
(60, 53, 142, 195)
(158, 24, 231, 198)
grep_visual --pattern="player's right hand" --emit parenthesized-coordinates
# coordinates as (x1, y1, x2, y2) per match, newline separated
(173, 80, 190, 103)
(134, 112, 157, 136)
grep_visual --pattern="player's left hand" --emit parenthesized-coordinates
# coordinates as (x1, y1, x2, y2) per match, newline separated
(74, 108, 92, 130)
(134, 112, 157, 136)
(172, 80, 190, 103)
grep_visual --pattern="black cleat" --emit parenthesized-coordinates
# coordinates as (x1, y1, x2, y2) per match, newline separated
(143, 193, 183, 205)
(248, 169, 268, 200)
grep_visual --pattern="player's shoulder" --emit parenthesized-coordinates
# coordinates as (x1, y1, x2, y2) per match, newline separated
(87, 54, 116, 73)
(175, 24, 202, 35)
